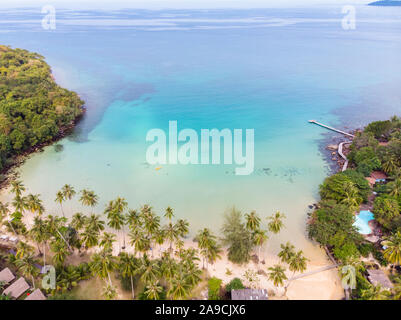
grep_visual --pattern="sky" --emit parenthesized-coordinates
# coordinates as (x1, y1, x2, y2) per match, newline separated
(0, 0, 370, 9)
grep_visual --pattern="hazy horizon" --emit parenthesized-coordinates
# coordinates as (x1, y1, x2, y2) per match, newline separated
(0, 0, 371, 10)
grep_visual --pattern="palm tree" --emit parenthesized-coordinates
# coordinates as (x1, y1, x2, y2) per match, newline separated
(383, 231, 401, 266)
(12, 195, 28, 215)
(267, 211, 286, 234)
(106, 204, 126, 252)
(10, 180, 25, 197)
(144, 281, 164, 300)
(129, 229, 150, 257)
(176, 219, 189, 238)
(24, 194, 44, 217)
(253, 229, 268, 263)
(71, 212, 87, 231)
(15, 241, 34, 259)
(51, 240, 69, 266)
(164, 206, 174, 221)
(340, 181, 362, 211)
(245, 211, 261, 231)
(268, 264, 287, 287)
(361, 284, 391, 300)
(79, 189, 99, 212)
(382, 155, 399, 175)
(99, 232, 117, 251)
(62, 184, 76, 201)
(164, 222, 179, 251)
(153, 229, 166, 257)
(278, 242, 295, 264)
(388, 179, 401, 197)
(286, 250, 308, 292)
(16, 254, 39, 288)
(118, 252, 138, 299)
(81, 226, 100, 250)
(196, 228, 221, 269)
(89, 248, 117, 286)
(138, 254, 160, 284)
(86, 214, 105, 233)
(55, 191, 65, 217)
(127, 209, 141, 231)
(102, 283, 118, 300)
(0, 201, 10, 222)
(167, 270, 191, 300)
(30, 216, 50, 266)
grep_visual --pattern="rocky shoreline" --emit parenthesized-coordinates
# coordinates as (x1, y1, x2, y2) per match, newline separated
(0, 110, 85, 190)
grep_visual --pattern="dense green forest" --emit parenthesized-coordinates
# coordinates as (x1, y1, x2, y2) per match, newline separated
(308, 116, 401, 299)
(0, 45, 84, 172)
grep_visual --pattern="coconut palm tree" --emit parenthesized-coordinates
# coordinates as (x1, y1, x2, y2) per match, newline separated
(164, 206, 174, 221)
(118, 252, 138, 299)
(62, 184, 76, 201)
(361, 284, 391, 300)
(278, 242, 295, 264)
(129, 229, 150, 257)
(268, 264, 287, 287)
(0, 201, 10, 222)
(99, 232, 117, 251)
(153, 229, 166, 257)
(12, 195, 28, 215)
(106, 203, 126, 252)
(71, 212, 87, 231)
(388, 179, 401, 197)
(245, 211, 261, 231)
(55, 191, 65, 217)
(253, 229, 268, 263)
(102, 283, 118, 300)
(16, 254, 39, 289)
(89, 248, 117, 287)
(127, 209, 141, 231)
(144, 281, 164, 300)
(383, 231, 401, 266)
(81, 226, 100, 250)
(167, 270, 191, 300)
(25, 194, 43, 216)
(138, 254, 160, 284)
(164, 222, 179, 251)
(79, 189, 99, 212)
(10, 180, 25, 197)
(196, 228, 221, 269)
(45, 215, 72, 252)
(15, 241, 34, 259)
(340, 181, 362, 211)
(267, 211, 286, 234)
(286, 250, 308, 293)
(86, 214, 105, 233)
(176, 219, 189, 238)
(51, 240, 69, 266)
(382, 155, 399, 175)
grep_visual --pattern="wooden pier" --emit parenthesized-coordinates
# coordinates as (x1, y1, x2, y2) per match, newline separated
(308, 120, 355, 138)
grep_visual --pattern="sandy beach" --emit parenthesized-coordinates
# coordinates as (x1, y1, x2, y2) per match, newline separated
(0, 201, 344, 300)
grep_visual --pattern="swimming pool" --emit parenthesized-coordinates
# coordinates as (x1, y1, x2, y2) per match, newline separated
(354, 210, 375, 235)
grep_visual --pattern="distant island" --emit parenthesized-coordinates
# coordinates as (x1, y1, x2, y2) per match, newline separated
(368, 0, 401, 6)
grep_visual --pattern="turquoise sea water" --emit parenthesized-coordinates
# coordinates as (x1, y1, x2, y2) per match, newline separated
(1, 6, 401, 257)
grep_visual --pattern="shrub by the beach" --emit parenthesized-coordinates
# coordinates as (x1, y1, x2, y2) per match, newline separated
(341, 170, 372, 202)
(225, 278, 245, 292)
(221, 208, 254, 264)
(365, 120, 393, 139)
(373, 196, 400, 230)
(333, 242, 360, 263)
(208, 277, 222, 300)
(348, 147, 381, 176)
(350, 131, 378, 150)
(308, 200, 362, 247)
(319, 174, 363, 208)
(358, 243, 374, 258)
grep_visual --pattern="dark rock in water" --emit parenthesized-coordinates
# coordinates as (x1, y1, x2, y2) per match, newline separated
(54, 144, 64, 152)
(308, 205, 314, 209)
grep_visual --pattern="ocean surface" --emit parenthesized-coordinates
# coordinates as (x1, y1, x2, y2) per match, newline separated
(1, 5, 401, 258)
